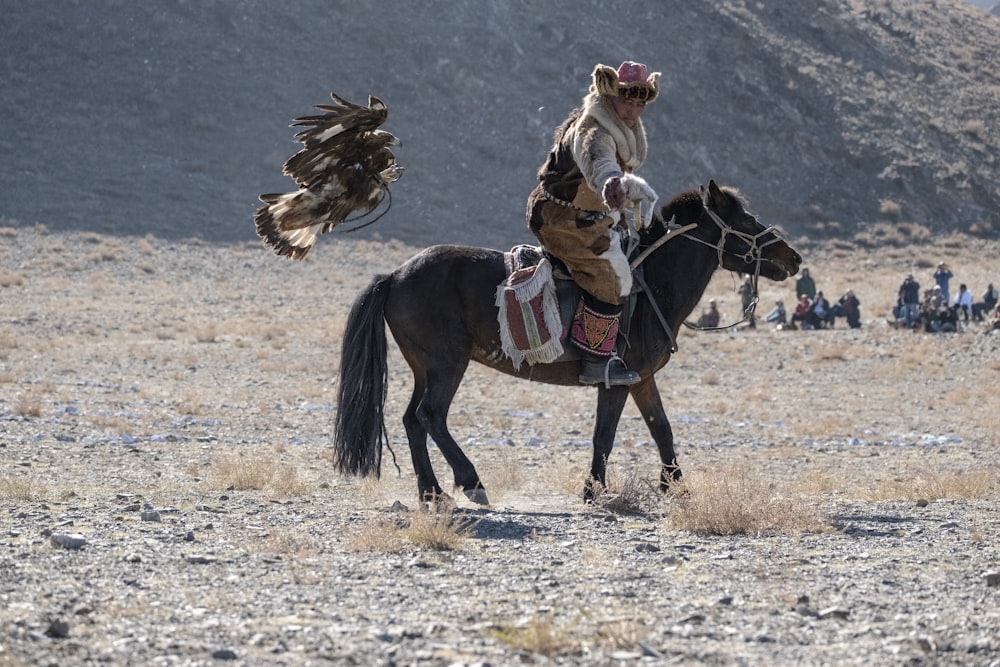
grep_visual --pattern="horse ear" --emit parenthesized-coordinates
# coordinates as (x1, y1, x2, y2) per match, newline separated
(707, 179, 727, 211)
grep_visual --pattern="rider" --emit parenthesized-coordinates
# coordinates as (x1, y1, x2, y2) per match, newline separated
(526, 60, 661, 386)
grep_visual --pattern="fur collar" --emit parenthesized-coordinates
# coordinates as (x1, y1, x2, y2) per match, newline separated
(579, 92, 647, 170)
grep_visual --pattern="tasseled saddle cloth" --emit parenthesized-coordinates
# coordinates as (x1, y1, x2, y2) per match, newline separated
(495, 245, 568, 370)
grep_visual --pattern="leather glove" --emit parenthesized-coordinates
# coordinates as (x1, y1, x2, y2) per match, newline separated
(602, 176, 626, 211)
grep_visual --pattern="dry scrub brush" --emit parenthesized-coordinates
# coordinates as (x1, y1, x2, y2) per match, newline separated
(663, 463, 830, 536)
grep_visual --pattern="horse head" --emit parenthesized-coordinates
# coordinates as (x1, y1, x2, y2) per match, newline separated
(698, 180, 801, 281)
(650, 180, 801, 282)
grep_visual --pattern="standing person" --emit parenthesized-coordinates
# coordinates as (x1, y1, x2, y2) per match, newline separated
(898, 274, 921, 328)
(738, 275, 756, 328)
(527, 60, 660, 386)
(795, 267, 816, 301)
(933, 262, 953, 305)
(953, 283, 973, 322)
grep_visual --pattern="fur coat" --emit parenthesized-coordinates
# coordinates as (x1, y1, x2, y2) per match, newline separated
(526, 92, 649, 304)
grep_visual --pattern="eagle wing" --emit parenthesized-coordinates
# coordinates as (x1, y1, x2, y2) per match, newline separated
(255, 93, 401, 260)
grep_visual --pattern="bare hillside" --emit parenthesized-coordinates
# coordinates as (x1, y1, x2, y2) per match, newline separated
(2, 0, 999, 249)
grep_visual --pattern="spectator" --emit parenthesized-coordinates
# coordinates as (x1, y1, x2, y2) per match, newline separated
(933, 262, 953, 304)
(953, 283, 973, 323)
(807, 291, 834, 329)
(762, 299, 787, 326)
(696, 299, 720, 328)
(831, 289, 862, 328)
(790, 294, 812, 329)
(738, 275, 756, 328)
(898, 274, 921, 328)
(973, 283, 998, 322)
(922, 302, 958, 333)
(795, 267, 816, 301)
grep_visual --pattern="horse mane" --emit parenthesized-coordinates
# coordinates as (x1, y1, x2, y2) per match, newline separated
(653, 184, 748, 234)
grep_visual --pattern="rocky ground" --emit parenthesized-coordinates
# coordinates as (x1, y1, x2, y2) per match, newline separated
(1, 226, 999, 666)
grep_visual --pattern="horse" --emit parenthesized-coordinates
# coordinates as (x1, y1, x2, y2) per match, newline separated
(333, 180, 802, 504)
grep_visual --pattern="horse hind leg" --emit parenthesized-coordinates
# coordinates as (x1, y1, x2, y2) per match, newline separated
(416, 368, 489, 506)
(402, 376, 447, 502)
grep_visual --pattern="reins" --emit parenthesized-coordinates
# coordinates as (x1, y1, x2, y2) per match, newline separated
(629, 194, 788, 343)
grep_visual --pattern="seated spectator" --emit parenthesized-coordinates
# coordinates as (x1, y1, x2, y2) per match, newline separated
(920, 300, 958, 333)
(789, 294, 812, 329)
(953, 284, 973, 323)
(831, 289, 862, 328)
(762, 299, 787, 326)
(696, 299, 720, 328)
(806, 291, 834, 329)
(972, 283, 998, 322)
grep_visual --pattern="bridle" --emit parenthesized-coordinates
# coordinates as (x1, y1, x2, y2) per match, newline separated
(629, 193, 790, 347)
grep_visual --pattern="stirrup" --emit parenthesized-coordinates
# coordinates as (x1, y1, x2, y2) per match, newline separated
(579, 354, 640, 388)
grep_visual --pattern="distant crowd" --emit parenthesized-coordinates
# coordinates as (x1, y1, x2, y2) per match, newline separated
(693, 261, 999, 334)
(892, 262, 999, 333)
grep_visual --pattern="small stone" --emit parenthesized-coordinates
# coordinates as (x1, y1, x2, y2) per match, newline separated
(124, 553, 142, 563)
(186, 554, 217, 564)
(984, 571, 1000, 587)
(818, 606, 850, 620)
(635, 542, 660, 553)
(211, 649, 238, 660)
(140, 510, 161, 522)
(50, 533, 87, 549)
(44, 619, 70, 638)
(389, 500, 409, 513)
(915, 498, 929, 507)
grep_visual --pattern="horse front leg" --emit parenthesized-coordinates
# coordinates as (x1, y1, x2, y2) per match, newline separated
(584, 385, 631, 503)
(629, 377, 682, 492)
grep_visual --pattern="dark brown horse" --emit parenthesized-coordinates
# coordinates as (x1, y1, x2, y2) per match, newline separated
(334, 181, 801, 504)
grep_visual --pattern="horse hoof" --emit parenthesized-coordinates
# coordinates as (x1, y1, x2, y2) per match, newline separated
(464, 487, 490, 506)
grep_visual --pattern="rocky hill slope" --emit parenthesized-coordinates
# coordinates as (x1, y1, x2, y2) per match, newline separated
(3, 0, 998, 250)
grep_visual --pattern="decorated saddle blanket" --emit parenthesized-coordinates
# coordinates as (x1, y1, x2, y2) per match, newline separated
(495, 245, 581, 369)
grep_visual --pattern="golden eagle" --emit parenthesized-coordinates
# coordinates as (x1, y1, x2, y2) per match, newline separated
(255, 92, 401, 259)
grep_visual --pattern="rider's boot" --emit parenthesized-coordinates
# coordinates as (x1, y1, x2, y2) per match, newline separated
(571, 298, 640, 387)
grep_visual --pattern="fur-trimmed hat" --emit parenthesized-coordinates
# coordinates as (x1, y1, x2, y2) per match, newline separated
(591, 61, 660, 102)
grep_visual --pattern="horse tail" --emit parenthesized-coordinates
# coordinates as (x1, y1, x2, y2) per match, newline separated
(334, 274, 392, 478)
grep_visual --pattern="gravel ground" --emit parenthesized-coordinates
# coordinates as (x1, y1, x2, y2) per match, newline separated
(1, 227, 998, 666)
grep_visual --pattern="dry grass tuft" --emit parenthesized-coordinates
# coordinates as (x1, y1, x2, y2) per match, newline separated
(491, 613, 576, 657)
(865, 467, 998, 502)
(14, 400, 43, 418)
(481, 448, 525, 501)
(595, 618, 646, 651)
(593, 467, 661, 516)
(0, 475, 43, 502)
(347, 516, 408, 553)
(405, 507, 477, 550)
(348, 506, 477, 552)
(212, 456, 277, 490)
(663, 464, 829, 535)
(259, 527, 316, 557)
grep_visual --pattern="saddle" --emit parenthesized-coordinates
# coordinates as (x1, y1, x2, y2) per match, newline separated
(495, 245, 597, 369)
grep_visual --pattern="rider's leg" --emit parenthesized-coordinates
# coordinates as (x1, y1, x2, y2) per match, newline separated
(570, 295, 640, 387)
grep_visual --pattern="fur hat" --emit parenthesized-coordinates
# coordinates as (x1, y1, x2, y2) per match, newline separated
(591, 61, 660, 102)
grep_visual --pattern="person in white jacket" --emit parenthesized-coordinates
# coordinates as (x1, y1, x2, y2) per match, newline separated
(953, 283, 973, 322)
